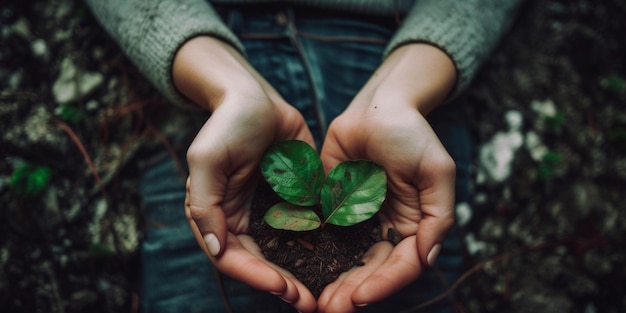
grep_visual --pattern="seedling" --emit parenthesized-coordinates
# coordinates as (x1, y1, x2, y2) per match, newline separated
(537, 151, 562, 180)
(544, 111, 565, 133)
(260, 140, 386, 231)
(9, 163, 52, 197)
(600, 74, 626, 93)
(56, 103, 84, 124)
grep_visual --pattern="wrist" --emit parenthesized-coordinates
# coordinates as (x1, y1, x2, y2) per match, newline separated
(351, 43, 456, 116)
(172, 36, 262, 111)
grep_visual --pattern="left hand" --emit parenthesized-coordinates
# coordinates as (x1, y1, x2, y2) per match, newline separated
(316, 43, 457, 312)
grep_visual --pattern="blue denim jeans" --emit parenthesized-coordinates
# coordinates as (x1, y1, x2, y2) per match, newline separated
(139, 5, 471, 313)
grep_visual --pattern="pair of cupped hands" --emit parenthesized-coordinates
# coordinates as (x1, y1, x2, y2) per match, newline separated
(175, 36, 457, 313)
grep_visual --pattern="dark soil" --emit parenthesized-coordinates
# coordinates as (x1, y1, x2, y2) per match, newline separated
(2, 0, 626, 312)
(249, 182, 384, 298)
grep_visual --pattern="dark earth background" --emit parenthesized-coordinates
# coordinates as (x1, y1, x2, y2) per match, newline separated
(1, 0, 625, 312)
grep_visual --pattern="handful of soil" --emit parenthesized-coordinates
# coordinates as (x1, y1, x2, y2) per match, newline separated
(249, 181, 383, 298)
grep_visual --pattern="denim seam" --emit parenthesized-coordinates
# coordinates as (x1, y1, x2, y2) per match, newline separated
(288, 8, 327, 139)
(298, 31, 388, 45)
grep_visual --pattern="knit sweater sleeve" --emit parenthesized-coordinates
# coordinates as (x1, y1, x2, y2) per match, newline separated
(385, 0, 523, 99)
(84, 0, 244, 108)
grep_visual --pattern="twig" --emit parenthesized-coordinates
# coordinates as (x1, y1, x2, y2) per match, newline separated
(398, 240, 555, 313)
(54, 118, 107, 199)
(297, 237, 315, 251)
(146, 125, 188, 180)
(214, 268, 234, 313)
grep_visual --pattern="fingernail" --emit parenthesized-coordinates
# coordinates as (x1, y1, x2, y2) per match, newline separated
(355, 303, 368, 308)
(203, 233, 220, 256)
(280, 297, 292, 304)
(427, 243, 442, 267)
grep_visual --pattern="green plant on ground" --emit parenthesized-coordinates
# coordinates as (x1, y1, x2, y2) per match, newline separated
(608, 117, 626, 152)
(9, 163, 52, 197)
(56, 103, 84, 124)
(260, 140, 387, 231)
(600, 74, 626, 93)
(544, 110, 566, 133)
(88, 242, 115, 258)
(537, 151, 562, 180)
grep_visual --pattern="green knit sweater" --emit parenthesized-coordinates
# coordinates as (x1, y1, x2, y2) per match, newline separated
(85, 0, 522, 108)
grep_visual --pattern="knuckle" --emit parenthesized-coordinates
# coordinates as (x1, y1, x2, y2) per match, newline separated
(187, 203, 208, 222)
(186, 144, 209, 165)
(435, 154, 456, 176)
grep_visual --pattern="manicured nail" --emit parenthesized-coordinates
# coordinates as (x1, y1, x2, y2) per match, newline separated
(427, 243, 442, 267)
(203, 233, 220, 256)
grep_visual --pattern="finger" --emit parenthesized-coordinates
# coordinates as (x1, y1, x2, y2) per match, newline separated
(187, 214, 289, 293)
(414, 153, 456, 266)
(188, 213, 316, 312)
(352, 236, 423, 305)
(318, 241, 394, 313)
(238, 236, 317, 312)
(212, 232, 290, 294)
(270, 263, 318, 313)
(319, 123, 354, 173)
(238, 235, 317, 313)
(185, 175, 227, 257)
(276, 104, 316, 148)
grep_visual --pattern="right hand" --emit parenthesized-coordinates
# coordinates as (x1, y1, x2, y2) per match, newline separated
(175, 36, 317, 312)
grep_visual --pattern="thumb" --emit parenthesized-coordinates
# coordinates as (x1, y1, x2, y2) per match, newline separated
(185, 176, 227, 257)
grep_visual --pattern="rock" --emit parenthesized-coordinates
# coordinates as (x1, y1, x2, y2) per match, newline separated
(583, 249, 613, 276)
(531, 99, 557, 118)
(88, 199, 108, 243)
(464, 233, 487, 256)
(511, 284, 573, 313)
(480, 218, 505, 240)
(455, 202, 472, 226)
(52, 57, 104, 104)
(70, 290, 98, 309)
(525, 131, 549, 162)
(40, 186, 62, 230)
(30, 38, 49, 60)
(8, 70, 23, 88)
(111, 212, 140, 255)
(478, 110, 524, 183)
(2, 103, 70, 159)
(6, 17, 31, 38)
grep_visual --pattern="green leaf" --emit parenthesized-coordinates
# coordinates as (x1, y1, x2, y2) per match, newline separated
(263, 202, 321, 231)
(541, 151, 562, 167)
(57, 103, 84, 124)
(537, 163, 553, 180)
(321, 160, 386, 226)
(9, 163, 52, 197)
(88, 242, 115, 258)
(260, 140, 324, 206)
(601, 75, 626, 93)
(545, 111, 565, 133)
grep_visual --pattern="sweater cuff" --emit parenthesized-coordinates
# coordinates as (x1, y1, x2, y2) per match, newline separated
(384, 0, 521, 100)
(87, 0, 244, 109)
(136, 1, 244, 109)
